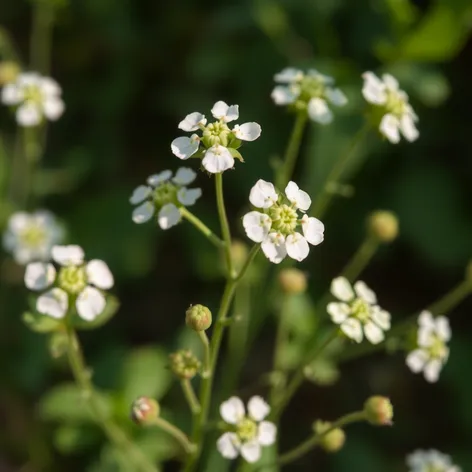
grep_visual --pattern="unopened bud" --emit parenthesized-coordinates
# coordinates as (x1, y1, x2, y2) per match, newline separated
(230, 240, 249, 273)
(314, 420, 345, 453)
(131, 397, 160, 424)
(169, 350, 201, 379)
(0, 61, 20, 85)
(368, 211, 399, 243)
(186, 304, 212, 331)
(364, 396, 393, 426)
(278, 268, 307, 294)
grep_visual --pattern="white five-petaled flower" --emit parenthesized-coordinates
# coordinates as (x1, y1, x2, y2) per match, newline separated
(171, 100, 261, 173)
(24, 245, 114, 321)
(406, 311, 451, 383)
(2, 210, 64, 265)
(362, 71, 419, 144)
(129, 167, 202, 228)
(217, 396, 277, 464)
(407, 449, 461, 472)
(271, 67, 347, 124)
(242, 179, 324, 264)
(327, 277, 391, 344)
(1, 72, 64, 127)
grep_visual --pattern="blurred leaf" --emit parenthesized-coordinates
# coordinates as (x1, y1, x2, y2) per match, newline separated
(383, 0, 418, 27)
(53, 424, 102, 455)
(134, 429, 179, 462)
(73, 294, 120, 330)
(22, 311, 63, 333)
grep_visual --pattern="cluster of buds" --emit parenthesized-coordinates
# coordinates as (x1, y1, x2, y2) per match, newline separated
(169, 350, 201, 380)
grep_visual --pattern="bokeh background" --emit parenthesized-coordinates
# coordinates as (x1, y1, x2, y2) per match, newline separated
(1, 0, 472, 470)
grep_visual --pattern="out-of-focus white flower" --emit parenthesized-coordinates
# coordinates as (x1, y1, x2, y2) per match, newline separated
(24, 245, 114, 321)
(271, 67, 347, 124)
(2, 210, 64, 265)
(242, 179, 324, 264)
(171, 101, 261, 173)
(362, 71, 419, 144)
(406, 311, 451, 383)
(327, 277, 391, 344)
(217, 396, 276, 463)
(407, 449, 461, 472)
(130, 167, 202, 228)
(1, 72, 64, 126)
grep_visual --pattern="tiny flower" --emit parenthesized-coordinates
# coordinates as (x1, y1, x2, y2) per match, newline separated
(2, 210, 64, 265)
(407, 449, 461, 472)
(217, 396, 277, 463)
(129, 167, 202, 227)
(171, 100, 261, 174)
(362, 71, 419, 144)
(327, 277, 391, 344)
(406, 311, 451, 383)
(271, 67, 347, 124)
(1, 72, 64, 126)
(131, 397, 160, 424)
(242, 179, 324, 264)
(24, 245, 114, 321)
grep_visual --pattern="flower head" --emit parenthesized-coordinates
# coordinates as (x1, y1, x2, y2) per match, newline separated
(362, 71, 419, 144)
(129, 167, 202, 227)
(406, 311, 451, 383)
(271, 67, 347, 124)
(407, 449, 461, 472)
(3, 210, 64, 264)
(242, 179, 324, 264)
(171, 101, 261, 174)
(217, 396, 277, 464)
(1, 72, 64, 126)
(327, 277, 391, 344)
(24, 245, 114, 321)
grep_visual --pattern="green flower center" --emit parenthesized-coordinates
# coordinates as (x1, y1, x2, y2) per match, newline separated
(58, 265, 87, 294)
(236, 417, 258, 442)
(299, 76, 326, 101)
(23, 85, 44, 105)
(270, 204, 298, 234)
(384, 90, 407, 118)
(428, 336, 447, 360)
(425, 466, 445, 472)
(152, 182, 178, 207)
(351, 298, 371, 323)
(202, 121, 231, 147)
(19, 225, 47, 248)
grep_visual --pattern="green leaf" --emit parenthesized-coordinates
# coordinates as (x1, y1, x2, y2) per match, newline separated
(73, 294, 120, 330)
(135, 429, 179, 462)
(22, 311, 63, 333)
(53, 424, 102, 455)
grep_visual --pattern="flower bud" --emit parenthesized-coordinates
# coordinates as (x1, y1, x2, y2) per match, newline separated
(363, 396, 393, 426)
(278, 268, 307, 294)
(314, 420, 345, 453)
(186, 304, 212, 331)
(169, 350, 201, 379)
(368, 211, 399, 243)
(0, 61, 20, 85)
(131, 397, 160, 424)
(230, 240, 249, 273)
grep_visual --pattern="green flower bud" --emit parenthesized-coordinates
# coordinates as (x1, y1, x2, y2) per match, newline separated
(368, 211, 399, 243)
(169, 350, 201, 380)
(364, 396, 393, 426)
(230, 240, 249, 273)
(0, 61, 20, 85)
(131, 397, 160, 425)
(278, 268, 307, 294)
(48, 331, 69, 359)
(186, 304, 212, 331)
(314, 420, 346, 453)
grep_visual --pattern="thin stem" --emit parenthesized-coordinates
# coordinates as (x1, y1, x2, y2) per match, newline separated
(215, 173, 234, 277)
(197, 331, 211, 379)
(340, 234, 380, 282)
(29, 2, 54, 73)
(148, 417, 195, 455)
(234, 244, 260, 283)
(181, 380, 201, 415)
(180, 207, 225, 249)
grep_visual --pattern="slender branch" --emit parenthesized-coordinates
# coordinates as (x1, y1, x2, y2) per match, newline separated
(215, 173, 234, 277)
(29, 2, 54, 73)
(148, 417, 195, 455)
(180, 207, 225, 249)
(197, 331, 211, 379)
(181, 379, 201, 415)
(340, 234, 380, 283)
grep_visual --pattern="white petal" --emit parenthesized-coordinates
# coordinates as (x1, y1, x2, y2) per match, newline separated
(247, 396, 270, 421)
(361, 71, 387, 104)
(364, 321, 385, 344)
(17, 72, 41, 87)
(249, 179, 278, 209)
(424, 359, 442, 383)
(400, 114, 419, 142)
(371, 308, 391, 331)
(1, 83, 22, 104)
(178, 112, 206, 131)
(325, 88, 348, 107)
(382, 74, 399, 91)
(327, 302, 350, 324)
(301, 215, 324, 245)
(217, 433, 239, 460)
(129, 185, 151, 204)
(24, 262, 56, 290)
(220, 397, 245, 424)
(37, 288, 68, 319)
(242, 211, 271, 243)
(284, 181, 311, 211)
(274, 68, 303, 83)
(354, 281, 377, 304)
(285, 233, 309, 262)
(380, 114, 400, 143)
(158, 203, 181, 229)
(271, 85, 299, 105)
(173, 167, 197, 185)
(418, 326, 434, 348)
(147, 170, 172, 186)
(240, 441, 261, 463)
(331, 277, 354, 302)
(233, 122, 261, 141)
(211, 101, 239, 122)
(261, 232, 287, 264)
(16, 103, 42, 127)
(341, 318, 363, 343)
(7, 212, 31, 232)
(435, 316, 451, 342)
(406, 349, 428, 373)
(171, 135, 199, 159)
(177, 187, 202, 206)
(132, 201, 154, 224)
(418, 310, 435, 329)
(39, 77, 61, 96)
(307, 69, 334, 85)
(76, 286, 106, 321)
(202, 145, 234, 173)
(43, 97, 65, 121)
(52, 245, 84, 266)
(307, 98, 333, 124)
(257, 421, 277, 446)
(86, 260, 114, 289)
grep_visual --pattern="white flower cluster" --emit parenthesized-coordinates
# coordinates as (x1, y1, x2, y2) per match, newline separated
(1, 72, 64, 127)
(271, 67, 347, 124)
(407, 449, 461, 472)
(406, 311, 451, 383)
(130, 167, 202, 228)
(217, 396, 276, 463)
(328, 277, 391, 344)
(362, 72, 419, 144)
(171, 101, 261, 173)
(243, 179, 324, 263)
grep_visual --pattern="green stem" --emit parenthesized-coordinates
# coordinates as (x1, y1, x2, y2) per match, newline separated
(197, 331, 211, 379)
(180, 207, 225, 249)
(215, 173, 234, 277)
(29, 2, 55, 73)
(148, 417, 195, 455)
(340, 234, 380, 282)
(181, 379, 201, 415)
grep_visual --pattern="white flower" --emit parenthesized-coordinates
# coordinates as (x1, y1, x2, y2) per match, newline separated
(362, 71, 419, 143)
(171, 100, 261, 174)
(406, 311, 451, 383)
(271, 67, 347, 124)
(217, 396, 277, 464)
(129, 167, 202, 228)
(1, 72, 64, 126)
(407, 449, 461, 472)
(242, 179, 324, 264)
(2, 210, 64, 265)
(24, 245, 114, 321)
(327, 277, 391, 344)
